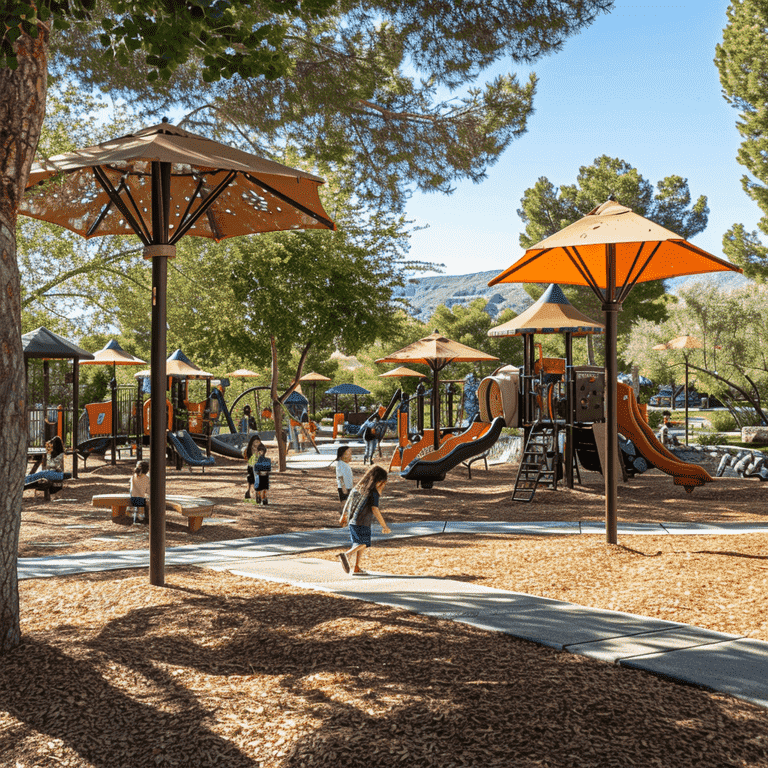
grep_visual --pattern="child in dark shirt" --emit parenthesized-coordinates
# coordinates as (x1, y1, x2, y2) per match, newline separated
(338, 465, 390, 575)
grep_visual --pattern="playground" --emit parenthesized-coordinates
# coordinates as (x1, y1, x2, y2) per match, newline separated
(9, 448, 768, 765)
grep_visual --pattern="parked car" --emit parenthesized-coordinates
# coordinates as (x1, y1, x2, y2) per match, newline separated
(649, 385, 702, 408)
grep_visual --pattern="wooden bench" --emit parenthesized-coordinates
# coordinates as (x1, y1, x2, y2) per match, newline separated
(91, 493, 216, 532)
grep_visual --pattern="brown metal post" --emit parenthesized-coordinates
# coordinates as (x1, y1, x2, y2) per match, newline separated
(72, 360, 80, 479)
(604, 243, 619, 545)
(684, 359, 689, 446)
(565, 332, 574, 489)
(147, 160, 174, 587)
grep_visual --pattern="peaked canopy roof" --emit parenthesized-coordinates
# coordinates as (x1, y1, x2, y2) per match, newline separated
(80, 338, 146, 366)
(325, 383, 371, 395)
(300, 371, 332, 382)
(226, 369, 261, 378)
(376, 330, 498, 372)
(652, 335, 704, 351)
(488, 284, 604, 337)
(22, 327, 94, 360)
(379, 366, 427, 378)
(134, 349, 213, 379)
(489, 200, 742, 293)
(21, 121, 334, 242)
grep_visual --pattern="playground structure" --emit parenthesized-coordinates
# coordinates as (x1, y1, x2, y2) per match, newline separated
(480, 285, 714, 502)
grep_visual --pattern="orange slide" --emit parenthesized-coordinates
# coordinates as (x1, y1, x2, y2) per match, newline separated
(617, 382, 712, 493)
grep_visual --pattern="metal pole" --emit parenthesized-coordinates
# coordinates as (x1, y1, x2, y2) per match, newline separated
(684, 359, 689, 446)
(110, 368, 117, 465)
(72, 360, 80, 479)
(604, 243, 619, 545)
(432, 366, 440, 451)
(565, 332, 574, 489)
(147, 160, 174, 587)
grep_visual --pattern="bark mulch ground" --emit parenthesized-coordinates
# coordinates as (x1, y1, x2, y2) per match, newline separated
(4, 450, 768, 766)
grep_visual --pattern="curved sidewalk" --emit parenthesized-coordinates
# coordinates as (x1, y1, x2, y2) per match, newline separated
(18, 520, 768, 710)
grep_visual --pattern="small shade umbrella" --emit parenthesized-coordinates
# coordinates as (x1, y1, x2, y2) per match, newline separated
(325, 382, 371, 414)
(379, 366, 427, 379)
(652, 335, 704, 446)
(376, 330, 498, 450)
(300, 372, 331, 420)
(226, 369, 260, 378)
(80, 339, 147, 466)
(488, 284, 604, 488)
(21, 121, 334, 586)
(489, 199, 742, 543)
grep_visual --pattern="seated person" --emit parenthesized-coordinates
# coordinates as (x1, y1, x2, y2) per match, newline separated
(658, 410, 681, 448)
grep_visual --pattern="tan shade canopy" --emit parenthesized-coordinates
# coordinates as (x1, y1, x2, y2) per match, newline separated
(379, 366, 427, 378)
(80, 339, 146, 366)
(652, 335, 704, 351)
(489, 200, 741, 292)
(226, 369, 261, 378)
(300, 371, 332, 382)
(134, 358, 213, 380)
(376, 330, 498, 371)
(488, 284, 604, 337)
(21, 122, 334, 241)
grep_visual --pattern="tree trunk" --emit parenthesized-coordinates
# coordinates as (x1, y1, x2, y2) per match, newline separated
(0, 26, 49, 654)
(270, 337, 288, 472)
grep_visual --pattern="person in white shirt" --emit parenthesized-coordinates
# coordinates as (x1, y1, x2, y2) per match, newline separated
(334, 446, 354, 506)
(129, 460, 150, 524)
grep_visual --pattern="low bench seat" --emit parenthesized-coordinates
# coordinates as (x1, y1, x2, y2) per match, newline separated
(92, 493, 215, 532)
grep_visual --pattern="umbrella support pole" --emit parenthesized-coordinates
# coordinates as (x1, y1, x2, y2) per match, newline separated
(603, 299, 619, 545)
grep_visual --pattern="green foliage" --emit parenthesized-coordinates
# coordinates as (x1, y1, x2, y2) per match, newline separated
(708, 412, 738, 433)
(517, 156, 708, 355)
(50, 1, 614, 212)
(715, 0, 768, 280)
(695, 431, 727, 446)
(646, 410, 663, 430)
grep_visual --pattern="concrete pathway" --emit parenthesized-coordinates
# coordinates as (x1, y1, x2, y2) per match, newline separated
(18, 520, 768, 710)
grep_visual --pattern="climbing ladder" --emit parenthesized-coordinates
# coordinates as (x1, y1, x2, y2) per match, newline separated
(512, 422, 560, 502)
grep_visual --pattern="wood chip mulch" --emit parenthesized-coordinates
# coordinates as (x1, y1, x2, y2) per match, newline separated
(5, 451, 768, 766)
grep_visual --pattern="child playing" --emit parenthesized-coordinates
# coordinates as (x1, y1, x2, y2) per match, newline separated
(338, 465, 391, 576)
(334, 446, 354, 506)
(242, 434, 263, 500)
(45, 435, 65, 472)
(129, 460, 150, 524)
(254, 444, 271, 505)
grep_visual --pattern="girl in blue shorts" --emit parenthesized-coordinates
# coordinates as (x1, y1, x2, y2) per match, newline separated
(338, 464, 391, 576)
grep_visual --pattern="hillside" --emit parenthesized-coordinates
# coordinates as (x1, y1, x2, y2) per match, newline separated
(397, 269, 752, 322)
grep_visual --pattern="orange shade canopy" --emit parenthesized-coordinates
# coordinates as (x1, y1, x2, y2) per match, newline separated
(376, 330, 498, 372)
(652, 335, 704, 351)
(21, 122, 334, 241)
(379, 366, 427, 378)
(489, 200, 741, 296)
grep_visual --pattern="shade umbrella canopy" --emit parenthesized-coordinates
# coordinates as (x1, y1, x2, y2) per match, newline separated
(325, 383, 371, 396)
(379, 366, 427, 378)
(22, 327, 94, 360)
(488, 284, 604, 337)
(21, 122, 334, 239)
(489, 200, 742, 543)
(226, 369, 261, 378)
(652, 335, 704, 351)
(80, 339, 146, 366)
(376, 331, 498, 450)
(300, 371, 332, 382)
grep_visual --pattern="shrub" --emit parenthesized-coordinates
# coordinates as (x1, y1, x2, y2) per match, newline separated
(646, 410, 663, 430)
(708, 412, 738, 433)
(695, 431, 727, 446)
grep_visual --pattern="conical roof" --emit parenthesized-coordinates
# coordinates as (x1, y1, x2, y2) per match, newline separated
(226, 368, 261, 378)
(80, 338, 146, 366)
(22, 327, 94, 360)
(300, 371, 332, 382)
(488, 284, 604, 337)
(379, 366, 427, 378)
(489, 200, 742, 290)
(652, 335, 704, 351)
(376, 330, 498, 371)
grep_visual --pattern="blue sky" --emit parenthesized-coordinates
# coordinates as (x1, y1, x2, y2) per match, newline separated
(406, 1, 757, 277)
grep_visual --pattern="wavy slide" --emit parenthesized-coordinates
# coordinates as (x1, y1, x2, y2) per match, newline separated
(616, 382, 712, 493)
(400, 418, 505, 487)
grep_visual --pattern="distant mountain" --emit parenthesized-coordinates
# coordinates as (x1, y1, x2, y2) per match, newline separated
(396, 269, 753, 321)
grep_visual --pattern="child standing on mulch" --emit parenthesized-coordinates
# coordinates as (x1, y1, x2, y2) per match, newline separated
(334, 446, 354, 507)
(338, 464, 391, 576)
(129, 460, 150, 524)
(254, 444, 272, 506)
(243, 434, 263, 500)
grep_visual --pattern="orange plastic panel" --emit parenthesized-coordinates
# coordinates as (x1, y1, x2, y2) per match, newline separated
(333, 413, 344, 439)
(143, 398, 173, 434)
(187, 401, 206, 433)
(85, 402, 112, 436)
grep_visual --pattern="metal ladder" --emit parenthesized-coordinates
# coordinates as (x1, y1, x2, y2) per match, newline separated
(512, 422, 559, 503)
